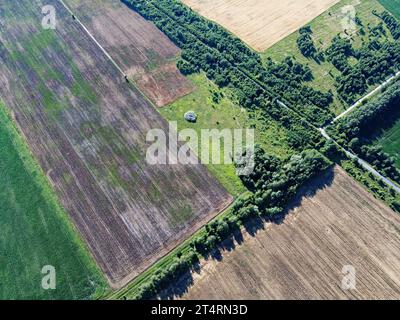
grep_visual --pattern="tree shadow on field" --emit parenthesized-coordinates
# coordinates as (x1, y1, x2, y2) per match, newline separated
(158, 166, 335, 300)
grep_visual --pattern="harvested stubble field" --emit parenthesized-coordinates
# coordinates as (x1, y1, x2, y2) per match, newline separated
(0, 0, 231, 289)
(181, 0, 340, 52)
(63, 0, 194, 107)
(180, 166, 400, 299)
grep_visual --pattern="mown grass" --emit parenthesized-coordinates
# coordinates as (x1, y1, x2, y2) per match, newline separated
(262, 0, 389, 115)
(378, 0, 400, 18)
(159, 73, 294, 196)
(0, 102, 106, 299)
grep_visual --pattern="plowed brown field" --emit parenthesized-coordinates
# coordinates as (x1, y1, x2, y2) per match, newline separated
(64, 0, 194, 106)
(180, 166, 400, 299)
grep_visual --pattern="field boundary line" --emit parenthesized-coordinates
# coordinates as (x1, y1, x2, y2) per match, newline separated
(58, 0, 127, 78)
(144, 0, 327, 119)
(57, 0, 166, 110)
(54, 0, 235, 291)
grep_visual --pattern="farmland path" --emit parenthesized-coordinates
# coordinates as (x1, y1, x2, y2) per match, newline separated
(277, 97, 400, 194)
(333, 71, 400, 123)
(58, 0, 127, 78)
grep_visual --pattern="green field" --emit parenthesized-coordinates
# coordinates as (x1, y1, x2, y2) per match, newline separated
(379, 0, 400, 18)
(159, 73, 294, 196)
(263, 0, 390, 115)
(376, 120, 400, 168)
(0, 103, 106, 299)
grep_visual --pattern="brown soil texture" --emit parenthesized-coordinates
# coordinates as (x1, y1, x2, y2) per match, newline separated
(179, 166, 400, 299)
(64, 0, 194, 106)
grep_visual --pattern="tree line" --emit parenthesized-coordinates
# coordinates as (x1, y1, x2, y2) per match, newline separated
(297, 14, 400, 105)
(119, 0, 400, 300)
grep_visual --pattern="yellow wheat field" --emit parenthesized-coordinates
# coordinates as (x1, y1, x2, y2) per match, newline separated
(182, 0, 340, 51)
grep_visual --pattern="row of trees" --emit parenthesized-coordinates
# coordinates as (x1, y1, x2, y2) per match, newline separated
(329, 79, 400, 184)
(135, 146, 331, 299)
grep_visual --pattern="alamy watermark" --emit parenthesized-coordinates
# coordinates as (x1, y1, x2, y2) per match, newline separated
(146, 122, 255, 176)
(42, 5, 56, 30)
(41, 265, 56, 290)
(341, 265, 356, 291)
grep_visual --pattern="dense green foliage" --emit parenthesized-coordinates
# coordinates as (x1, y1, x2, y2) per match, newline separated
(0, 104, 105, 299)
(323, 12, 400, 104)
(380, 10, 400, 39)
(297, 26, 318, 58)
(133, 147, 331, 299)
(329, 79, 400, 184)
(113, 0, 400, 301)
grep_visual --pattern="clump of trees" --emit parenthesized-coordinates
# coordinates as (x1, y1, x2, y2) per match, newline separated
(380, 11, 400, 40)
(297, 26, 317, 58)
(323, 12, 400, 104)
(326, 35, 354, 72)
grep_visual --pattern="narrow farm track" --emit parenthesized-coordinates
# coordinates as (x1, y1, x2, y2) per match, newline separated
(333, 71, 400, 123)
(61, 0, 194, 107)
(319, 129, 400, 193)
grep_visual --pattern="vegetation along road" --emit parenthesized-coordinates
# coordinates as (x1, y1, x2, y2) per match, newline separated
(333, 71, 400, 123)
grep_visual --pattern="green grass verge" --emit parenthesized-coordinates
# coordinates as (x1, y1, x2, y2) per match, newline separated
(159, 73, 294, 196)
(262, 0, 389, 115)
(378, 0, 400, 18)
(0, 102, 106, 299)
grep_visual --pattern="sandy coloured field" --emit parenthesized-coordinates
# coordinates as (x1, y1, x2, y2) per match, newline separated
(182, 0, 340, 51)
(177, 166, 400, 299)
